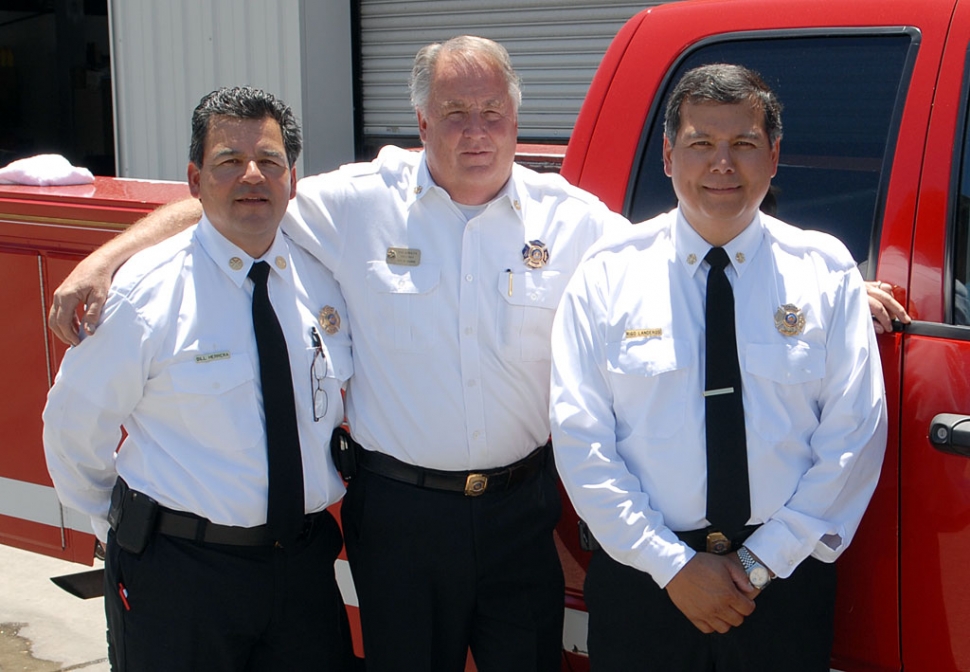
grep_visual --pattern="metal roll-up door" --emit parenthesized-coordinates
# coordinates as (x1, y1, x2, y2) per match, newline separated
(358, 1, 666, 149)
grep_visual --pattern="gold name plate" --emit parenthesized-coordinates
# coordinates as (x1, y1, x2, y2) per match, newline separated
(624, 328, 662, 339)
(386, 247, 421, 266)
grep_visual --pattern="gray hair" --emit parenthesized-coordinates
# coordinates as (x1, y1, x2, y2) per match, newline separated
(189, 86, 302, 167)
(409, 35, 522, 114)
(664, 63, 783, 145)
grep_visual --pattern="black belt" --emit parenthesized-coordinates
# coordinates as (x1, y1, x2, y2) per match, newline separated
(359, 442, 550, 496)
(578, 521, 760, 554)
(675, 525, 760, 554)
(156, 508, 327, 546)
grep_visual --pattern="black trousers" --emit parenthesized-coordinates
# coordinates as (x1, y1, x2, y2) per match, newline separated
(104, 510, 355, 672)
(341, 457, 565, 672)
(584, 550, 836, 672)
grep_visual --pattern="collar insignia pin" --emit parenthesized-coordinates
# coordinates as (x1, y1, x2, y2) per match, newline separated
(687, 253, 697, 265)
(229, 257, 243, 271)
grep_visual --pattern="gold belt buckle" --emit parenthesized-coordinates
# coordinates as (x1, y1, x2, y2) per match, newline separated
(706, 531, 732, 555)
(464, 473, 488, 496)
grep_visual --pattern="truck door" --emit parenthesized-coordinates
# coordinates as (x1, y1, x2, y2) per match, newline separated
(0, 180, 189, 564)
(900, 2, 970, 668)
(0, 244, 97, 564)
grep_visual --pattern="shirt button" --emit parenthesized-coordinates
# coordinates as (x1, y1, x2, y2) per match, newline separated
(398, 279, 406, 287)
(529, 293, 538, 301)
(464, 327, 474, 335)
(465, 274, 473, 282)
(468, 379, 477, 388)
(472, 430, 482, 439)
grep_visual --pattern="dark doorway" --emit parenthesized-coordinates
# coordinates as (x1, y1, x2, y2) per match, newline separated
(0, 0, 114, 176)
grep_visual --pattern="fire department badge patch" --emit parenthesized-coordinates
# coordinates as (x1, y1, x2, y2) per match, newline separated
(319, 306, 340, 335)
(522, 240, 549, 269)
(774, 304, 805, 337)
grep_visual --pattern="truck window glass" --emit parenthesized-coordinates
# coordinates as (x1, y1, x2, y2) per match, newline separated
(952, 62, 970, 326)
(628, 34, 913, 268)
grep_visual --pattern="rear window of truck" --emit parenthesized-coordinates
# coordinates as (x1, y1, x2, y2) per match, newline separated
(627, 32, 916, 270)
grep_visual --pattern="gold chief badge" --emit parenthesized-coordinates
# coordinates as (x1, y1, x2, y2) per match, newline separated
(774, 304, 805, 337)
(319, 306, 341, 335)
(522, 240, 549, 269)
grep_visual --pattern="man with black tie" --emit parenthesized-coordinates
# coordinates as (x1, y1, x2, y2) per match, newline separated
(43, 87, 355, 671)
(550, 64, 888, 671)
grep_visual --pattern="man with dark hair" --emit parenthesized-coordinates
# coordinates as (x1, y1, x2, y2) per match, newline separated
(43, 86, 355, 671)
(550, 63, 888, 671)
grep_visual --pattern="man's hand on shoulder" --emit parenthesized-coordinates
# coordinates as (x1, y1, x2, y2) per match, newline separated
(48, 254, 113, 346)
(665, 552, 756, 634)
(47, 197, 203, 345)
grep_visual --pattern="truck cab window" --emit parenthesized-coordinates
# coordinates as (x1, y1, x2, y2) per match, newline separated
(951, 60, 970, 326)
(627, 33, 914, 271)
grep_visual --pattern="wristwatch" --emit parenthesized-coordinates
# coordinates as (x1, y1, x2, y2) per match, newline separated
(737, 546, 771, 589)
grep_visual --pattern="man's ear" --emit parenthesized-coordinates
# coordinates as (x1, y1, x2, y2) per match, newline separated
(662, 136, 674, 178)
(187, 162, 202, 198)
(416, 109, 428, 144)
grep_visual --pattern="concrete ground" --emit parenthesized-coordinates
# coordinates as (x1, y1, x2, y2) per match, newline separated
(0, 543, 109, 671)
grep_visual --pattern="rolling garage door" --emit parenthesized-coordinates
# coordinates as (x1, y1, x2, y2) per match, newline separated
(357, 1, 665, 149)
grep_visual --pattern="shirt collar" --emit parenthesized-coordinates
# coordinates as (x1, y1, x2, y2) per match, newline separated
(411, 150, 525, 223)
(674, 206, 764, 279)
(195, 213, 294, 288)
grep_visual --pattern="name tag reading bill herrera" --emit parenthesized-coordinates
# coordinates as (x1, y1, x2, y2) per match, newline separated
(195, 351, 231, 364)
(386, 247, 421, 266)
(624, 328, 663, 339)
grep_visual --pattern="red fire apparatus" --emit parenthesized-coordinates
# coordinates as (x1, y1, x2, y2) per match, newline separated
(5, 0, 970, 669)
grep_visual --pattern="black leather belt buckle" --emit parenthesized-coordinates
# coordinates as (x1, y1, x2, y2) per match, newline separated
(706, 531, 732, 554)
(464, 473, 488, 496)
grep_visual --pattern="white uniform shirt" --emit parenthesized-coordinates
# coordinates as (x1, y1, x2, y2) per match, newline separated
(550, 208, 887, 587)
(284, 145, 628, 470)
(43, 215, 352, 542)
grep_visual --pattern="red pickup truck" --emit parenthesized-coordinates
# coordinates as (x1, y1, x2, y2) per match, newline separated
(2, 0, 969, 670)
(556, 1, 970, 670)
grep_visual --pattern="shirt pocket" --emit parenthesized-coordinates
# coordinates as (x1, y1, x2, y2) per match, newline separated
(365, 261, 441, 353)
(743, 342, 825, 441)
(606, 337, 692, 439)
(496, 269, 568, 361)
(168, 354, 263, 450)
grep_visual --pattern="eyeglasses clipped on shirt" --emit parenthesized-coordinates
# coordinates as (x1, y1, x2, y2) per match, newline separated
(310, 327, 329, 422)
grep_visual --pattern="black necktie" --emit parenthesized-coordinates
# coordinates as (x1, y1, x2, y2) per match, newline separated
(703, 247, 750, 539)
(248, 261, 304, 545)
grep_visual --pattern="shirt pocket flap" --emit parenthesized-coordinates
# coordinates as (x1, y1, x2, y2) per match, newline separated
(366, 261, 441, 295)
(170, 354, 255, 395)
(745, 342, 825, 385)
(607, 337, 692, 377)
(498, 269, 568, 309)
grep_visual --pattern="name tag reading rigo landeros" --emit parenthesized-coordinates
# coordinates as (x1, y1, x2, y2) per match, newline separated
(624, 328, 663, 339)
(386, 247, 421, 266)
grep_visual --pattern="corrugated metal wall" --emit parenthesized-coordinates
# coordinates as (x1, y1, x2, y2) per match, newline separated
(109, 0, 304, 180)
(358, 1, 666, 142)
